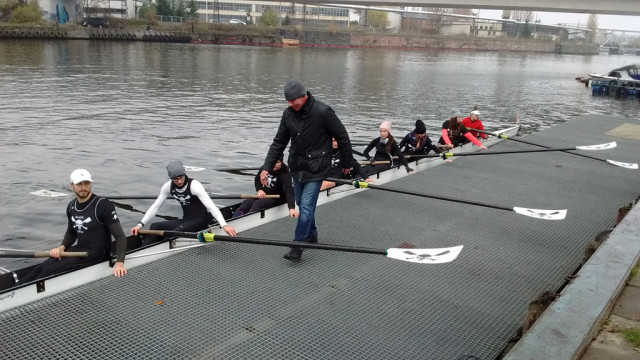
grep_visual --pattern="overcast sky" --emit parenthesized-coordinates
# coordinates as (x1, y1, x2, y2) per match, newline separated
(478, 10, 640, 33)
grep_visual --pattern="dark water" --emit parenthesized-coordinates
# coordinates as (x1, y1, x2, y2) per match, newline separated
(1, 40, 639, 271)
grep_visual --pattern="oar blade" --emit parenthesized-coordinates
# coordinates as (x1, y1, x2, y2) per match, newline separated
(575, 142, 616, 150)
(184, 166, 206, 172)
(386, 245, 463, 264)
(31, 189, 69, 197)
(513, 207, 567, 220)
(606, 159, 639, 169)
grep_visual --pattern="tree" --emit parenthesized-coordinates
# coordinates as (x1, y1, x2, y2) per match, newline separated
(367, 10, 388, 30)
(175, 0, 185, 17)
(156, 0, 174, 16)
(11, 1, 41, 23)
(501, 10, 511, 20)
(261, 7, 279, 26)
(139, 3, 157, 19)
(282, 14, 291, 26)
(523, 11, 534, 23)
(187, 0, 198, 20)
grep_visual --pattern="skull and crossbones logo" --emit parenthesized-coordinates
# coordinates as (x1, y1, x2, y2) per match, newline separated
(71, 216, 92, 231)
(172, 194, 191, 205)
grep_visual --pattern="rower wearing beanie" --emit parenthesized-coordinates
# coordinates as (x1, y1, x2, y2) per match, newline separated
(363, 120, 416, 176)
(131, 160, 237, 245)
(399, 119, 442, 156)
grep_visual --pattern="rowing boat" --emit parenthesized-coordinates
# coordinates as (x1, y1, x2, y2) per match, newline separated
(0, 125, 519, 311)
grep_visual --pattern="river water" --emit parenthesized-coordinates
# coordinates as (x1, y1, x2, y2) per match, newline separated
(1, 39, 638, 271)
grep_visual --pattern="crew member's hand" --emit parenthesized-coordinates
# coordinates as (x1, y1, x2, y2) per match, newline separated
(479, 145, 488, 151)
(259, 170, 269, 186)
(342, 167, 352, 175)
(113, 262, 127, 277)
(257, 190, 267, 199)
(364, 178, 375, 183)
(445, 143, 454, 149)
(289, 208, 299, 218)
(131, 225, 141, 235)
(406, 167, 416, 175)
(223, 225, 237, 236)
(50, 245, 65, 259)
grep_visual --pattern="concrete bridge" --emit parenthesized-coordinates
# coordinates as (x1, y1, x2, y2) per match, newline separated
(306, 0, 640, 16)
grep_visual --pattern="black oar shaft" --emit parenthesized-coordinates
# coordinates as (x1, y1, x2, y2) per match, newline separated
(139, 230, 387, 256)
(107, 194, 280, 200)
(327, 178, 511, 212)
(475, 128, 608, 163)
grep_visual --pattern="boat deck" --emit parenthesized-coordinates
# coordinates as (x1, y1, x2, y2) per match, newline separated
(2, 114, 639, 359)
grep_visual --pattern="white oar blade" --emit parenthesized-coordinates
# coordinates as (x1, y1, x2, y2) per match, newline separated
(30, 189, 69, 197)
(575, 142, 616, 150)
(185, 166, 206, 172)
(386, 245, 463, 264)
(606, 160, 639, 169)
(513, 207, 567, 220)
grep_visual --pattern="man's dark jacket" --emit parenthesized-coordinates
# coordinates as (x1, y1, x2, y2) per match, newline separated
(263, 92, 353, 183)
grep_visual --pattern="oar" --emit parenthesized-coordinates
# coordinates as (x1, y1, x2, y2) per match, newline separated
(0, 249, 88, 258)
(30, 191, 279, 200)
(138, 230, 464, 264)
(328, 178, 567, 220)
(105, 194, 280, 200)
(403, 143, 616, 160)
(475, 128, 638, 170)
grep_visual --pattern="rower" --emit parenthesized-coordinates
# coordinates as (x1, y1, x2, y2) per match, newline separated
(131, 161, 236, 246)
(461, 108, 488, 140)
(19, 169, 127, 284)
(438, 109, 488, 150)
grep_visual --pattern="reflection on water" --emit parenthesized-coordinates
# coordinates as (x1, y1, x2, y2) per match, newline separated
(1, 40, 639, 270)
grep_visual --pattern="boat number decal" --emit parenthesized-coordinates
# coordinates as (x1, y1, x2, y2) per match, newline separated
(0, 291, 15, 301)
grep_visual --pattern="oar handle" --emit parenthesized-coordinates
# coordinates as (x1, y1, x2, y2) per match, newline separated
(0, 250, 89, 258)
(239, 194, 280, 199)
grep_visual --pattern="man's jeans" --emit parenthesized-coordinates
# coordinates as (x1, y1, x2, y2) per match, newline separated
(292, 179, 322, 243)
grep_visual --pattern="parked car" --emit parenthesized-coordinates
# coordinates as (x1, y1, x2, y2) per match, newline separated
(83, 17, 109, 28)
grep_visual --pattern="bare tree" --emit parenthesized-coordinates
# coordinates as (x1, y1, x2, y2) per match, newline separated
(501, 10, 511, 20)
(523, 11, 534, 23)
(586, 14, 598, 42)
(452, 8, 472, 16)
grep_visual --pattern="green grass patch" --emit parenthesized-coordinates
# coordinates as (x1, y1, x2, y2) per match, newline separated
(621, 328, 640, 348)
(631, 266, 639, 280)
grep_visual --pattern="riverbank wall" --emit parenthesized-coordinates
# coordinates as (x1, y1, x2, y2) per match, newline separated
(0, 25, 599, 55)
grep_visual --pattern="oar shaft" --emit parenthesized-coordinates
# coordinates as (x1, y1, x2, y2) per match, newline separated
(0, 250, 88, 258)
(327, 178, 511, 212)
(138, 230, 387, 256)
(107, 194, 280, 200)
(476, 128, 610, 163)
(504, 137, 608, 163)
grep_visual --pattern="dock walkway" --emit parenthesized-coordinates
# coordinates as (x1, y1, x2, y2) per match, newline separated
(1, 114, 639, 359)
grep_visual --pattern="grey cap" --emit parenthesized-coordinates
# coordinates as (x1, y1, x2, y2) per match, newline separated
(284, 79, 306, 101)
(451, 109, 463, 118)
(166, 160, 186, 179)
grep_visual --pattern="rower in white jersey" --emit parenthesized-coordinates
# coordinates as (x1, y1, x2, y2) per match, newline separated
(131, 160, 237, 245)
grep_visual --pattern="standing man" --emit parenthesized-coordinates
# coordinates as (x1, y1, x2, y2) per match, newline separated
(131, 160, 236, 245)
(20, 169, 127, 284)
(461, 109, 488, 140)
(261, 79, 355, 263)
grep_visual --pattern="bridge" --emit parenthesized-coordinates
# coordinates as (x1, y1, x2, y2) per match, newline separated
(302, 0, 640, 16)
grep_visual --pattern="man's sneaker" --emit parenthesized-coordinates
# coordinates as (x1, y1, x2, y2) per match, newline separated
(307, 237, 318, 244)
(283, 247, 302, 262)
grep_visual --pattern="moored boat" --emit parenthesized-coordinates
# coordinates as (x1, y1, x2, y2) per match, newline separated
(0, 125, 519, 312)
(585, 63, 640, 97)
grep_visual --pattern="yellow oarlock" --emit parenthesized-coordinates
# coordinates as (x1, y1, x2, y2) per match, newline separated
(197, 232, 216, 242)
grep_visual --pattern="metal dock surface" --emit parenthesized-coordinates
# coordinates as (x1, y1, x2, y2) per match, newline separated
(2, 114, 639, 359)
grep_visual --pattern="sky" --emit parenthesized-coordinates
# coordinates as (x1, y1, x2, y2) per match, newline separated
(477, 10, 640, 33)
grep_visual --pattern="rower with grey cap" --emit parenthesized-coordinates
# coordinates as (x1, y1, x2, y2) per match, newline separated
(131, 160, 237, 245)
